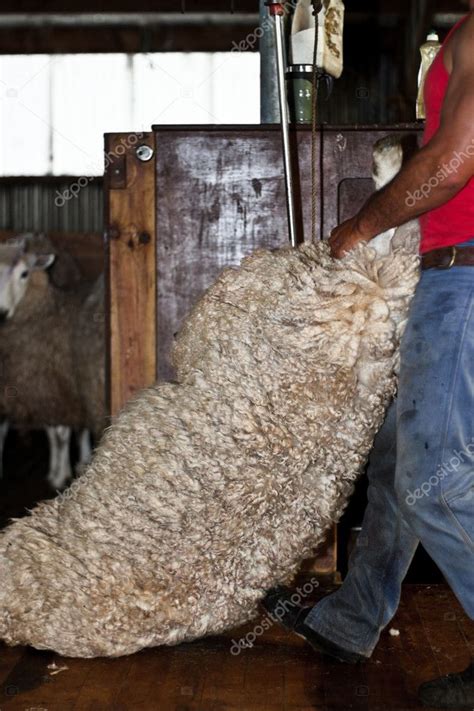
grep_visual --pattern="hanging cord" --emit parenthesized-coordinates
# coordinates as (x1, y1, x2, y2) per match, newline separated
(311, 4, 321, 244)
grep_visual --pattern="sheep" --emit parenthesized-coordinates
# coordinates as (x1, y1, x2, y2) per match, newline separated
(0, 239, 55, 479)
(370, 134, 419, 255)
(0, 138, 420, 659)
(0, 236, 105, 489)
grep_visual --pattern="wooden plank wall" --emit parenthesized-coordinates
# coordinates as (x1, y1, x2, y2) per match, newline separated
(104, 133, 157, 417)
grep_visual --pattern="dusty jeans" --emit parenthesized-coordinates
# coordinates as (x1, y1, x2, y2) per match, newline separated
(305, 242, 474, 656)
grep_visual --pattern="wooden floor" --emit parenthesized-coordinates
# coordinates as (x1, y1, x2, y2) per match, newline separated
(0, 585, 472, 711)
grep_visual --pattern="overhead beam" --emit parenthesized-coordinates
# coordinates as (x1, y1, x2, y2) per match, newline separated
(0, 26, 260, 53)
(0, 1, 463, 55)
(0, 0, 464, 14)
(0, 15, 260, 53)
(0, 12, 259, 27)
(0, 1, 257, 12)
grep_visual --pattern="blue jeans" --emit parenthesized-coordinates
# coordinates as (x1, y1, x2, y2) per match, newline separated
(305, 240, 474, 657)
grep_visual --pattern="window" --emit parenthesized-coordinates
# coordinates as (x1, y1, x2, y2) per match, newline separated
(0, 52, 260, 177)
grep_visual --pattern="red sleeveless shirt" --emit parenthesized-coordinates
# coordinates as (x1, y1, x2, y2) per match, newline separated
(419, 15, 474, 253)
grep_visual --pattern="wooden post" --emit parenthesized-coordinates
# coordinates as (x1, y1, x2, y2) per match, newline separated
(104, 132, 157, 417)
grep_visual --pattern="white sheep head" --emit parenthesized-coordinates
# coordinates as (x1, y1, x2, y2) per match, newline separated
(372, 134, 419, 192)
(0, 234, 55, 322)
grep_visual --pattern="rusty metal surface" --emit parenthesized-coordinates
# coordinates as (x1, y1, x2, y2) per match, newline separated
(155, 128, 321, 379)
(338, 178, 374, 224)
(321, 126, 422, 236)
(154, 125, 422, 380)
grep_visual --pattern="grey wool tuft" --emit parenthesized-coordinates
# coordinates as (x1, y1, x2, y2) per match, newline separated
(0, 227, 420, 658)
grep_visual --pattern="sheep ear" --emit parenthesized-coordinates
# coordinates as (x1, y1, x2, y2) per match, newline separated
(30, 254, 56, 271)
(10, 233, 36, 253)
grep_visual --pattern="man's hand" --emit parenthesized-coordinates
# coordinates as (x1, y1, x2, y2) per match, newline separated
(329, 216, 372, 259)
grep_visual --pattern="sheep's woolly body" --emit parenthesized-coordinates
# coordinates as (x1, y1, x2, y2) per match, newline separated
(0, 273, 105, 437)
(0, 234, 420, 658)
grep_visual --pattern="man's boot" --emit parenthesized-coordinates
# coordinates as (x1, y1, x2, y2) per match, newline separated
(261, 586, 367, 664)
(419, 661, 474, 709)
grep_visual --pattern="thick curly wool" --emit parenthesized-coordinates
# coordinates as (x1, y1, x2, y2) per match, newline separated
(0, 232, 419, 658)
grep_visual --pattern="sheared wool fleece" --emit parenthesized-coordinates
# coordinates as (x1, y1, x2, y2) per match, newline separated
(0, 226, 420, 658)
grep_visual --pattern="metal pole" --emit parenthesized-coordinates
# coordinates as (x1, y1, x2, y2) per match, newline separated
(266, 2, 299, 248)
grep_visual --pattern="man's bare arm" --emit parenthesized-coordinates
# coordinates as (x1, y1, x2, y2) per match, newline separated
(330, 13, 474, 257)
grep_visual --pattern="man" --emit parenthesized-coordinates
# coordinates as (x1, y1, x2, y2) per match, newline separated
(264, 7, 474, 709)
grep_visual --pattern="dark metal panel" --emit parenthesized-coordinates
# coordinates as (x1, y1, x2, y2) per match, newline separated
(338, 178, 374, 224)
(155, 127, 321, 380)
(154, 124, 422, 380)
(321, 126, 422, 237)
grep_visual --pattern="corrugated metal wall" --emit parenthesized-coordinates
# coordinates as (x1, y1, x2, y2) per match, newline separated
(0, 178, 103, 233)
